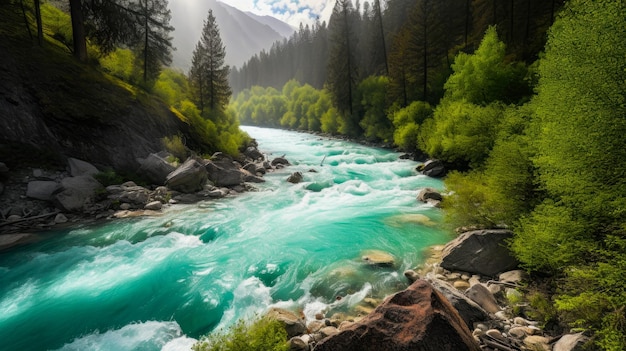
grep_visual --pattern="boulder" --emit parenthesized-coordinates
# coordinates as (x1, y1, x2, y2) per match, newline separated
(465, 283, 500, 313)
(553, 333, 589, 351)
(427, 278, 489, 328)
(499, 270, 527, 284)
(242, 170, 265, 183)
(54, 213, 68, 224)
(286, 172, 303, 184)
(68, 157, 99, 177)
(137, 153, 176, 185)
(26, 181, 61, 201)
(243, 146, 264, 161)
(271, 156, 290, 167)
(166, 159, 207, 193)
(266, 308, 307, 338)
(204, 156, 244, 187)
(419, 159, 446, 178)
(361, 250, 395, 267)
(107, 185, 151, 205)
(315, 280, 481, 351)
(417, 187, 443, 202)
(0, 233, 39, 252)
(53, 175, 103, 212)
(144, 201, 162, 211)
(441, 229, 518, 277)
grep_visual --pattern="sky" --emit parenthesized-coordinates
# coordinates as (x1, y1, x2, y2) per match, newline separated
(219, 0, 337, 27)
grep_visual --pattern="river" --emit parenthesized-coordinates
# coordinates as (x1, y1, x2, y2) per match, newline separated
(0, 126, 450, 350)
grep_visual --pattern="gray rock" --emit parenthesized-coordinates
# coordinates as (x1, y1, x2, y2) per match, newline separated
(119, 203, 131, 210)
(499, 270, 527, 284)
(0, 233, 38, 252)
(26, 181, 60, 201)
(417, 187, 443, 202)
(242, 170, 265, 183)
(420, 159, 446, 178)
(204, 157, 244, 187)
(287, 172, 303, 184)
(138, 153, 176, 185)
(113, 186, 150, 205)
(242, 163, 258, 174)
(144, 201, 163, 211)
(271, 156, 290, 167)
(53, 175, 103, 212)
(7, 214, 21, 221)
(427, 278, 489, 328)
(465, 284, 500, 313)
(441, 229, 518, 277)
(288, 336, 309, 351)
(54, 213, 68, 224)
(166, 159, 208, 193)
(244, 146, 263, 161)
(553, 333, 589, 351)
(266, 308, 307, 338)
(68, 157, 99, 177)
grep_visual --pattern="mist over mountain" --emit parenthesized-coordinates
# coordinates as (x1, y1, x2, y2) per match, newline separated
(168, 0, 294, 72)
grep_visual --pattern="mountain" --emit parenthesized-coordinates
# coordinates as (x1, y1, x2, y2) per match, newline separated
(168, 0, 294, 71)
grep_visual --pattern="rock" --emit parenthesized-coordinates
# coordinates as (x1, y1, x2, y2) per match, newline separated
(242, 170, 265, 183)
(53, 175, 103, 212)
(361, 250, 395, 267)
(469, 275, 481, 287)
(288, 336, 308, 351)
(417, 187, 443, 203)
(314, 280, 481, 351)
(54, 213, 68, 224)
(287, 172, 303, 184)
(266, 308, 307, 338)
(319, 326, 340, 338)
(404, 269, 420, 283)
(465, 284, 500, 313)
(205, 189, 226, 198)
(0, 233, 38, 252)
(204, 157, 244, 187)
(454, 280, 471, 290)
(0, 161, 9, 174)
(166, 159, 207, 193)
(7, 214, 21, 221)
(108, 185, 151, 205)
(486, 329, 505, 341)
(509, 326, 529, 338)
(513, 317, 534, 327)
(144, 201, 162, 210)
(524, 335, 551, 351)
(420, 159, 446, 178)
(499, 270, 527, 284)
(242, 163, 258, 174)
(26, 180, 61, 201)
(243, 146, 263, 161)
(427, 278, 489, 328)
(271, 156, 290, 167)
(506, 288, 523, 302)
(137, 153, 176, 185)
(553, 333, 589, 351)
(120, 203, 131, 210)
(440, 229, 518, 277)
(32, 168, 43, 178)
(308, 320, 324, 333)
(68, 157, 99, 177)
(494, 311, 510, 321)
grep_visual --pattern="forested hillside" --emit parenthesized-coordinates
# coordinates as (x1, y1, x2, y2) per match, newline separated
(230, 0, 626, 349)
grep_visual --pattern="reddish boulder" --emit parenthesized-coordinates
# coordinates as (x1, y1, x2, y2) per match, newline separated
(314, 279, 481, 351)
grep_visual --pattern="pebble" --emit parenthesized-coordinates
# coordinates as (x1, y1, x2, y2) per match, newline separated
(469, 275, 481, 286)
(315, 313, 324, 320)
(524, 335, 551, 351)
(495, 311, 509, 321)
(513, 316, 533, 326)
(453, 280, 470, 290)
(508, 326, 528, 338)
(54, 213, 68, 224)
(447, 272, 461, 280)
(7, 214, 21, 221)
(486, 329, 506, 341)
(120, 203, 131, 210)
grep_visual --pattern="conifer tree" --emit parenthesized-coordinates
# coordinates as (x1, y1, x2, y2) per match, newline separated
(189, 9, 231, 116)
(132, 0, 174, 84)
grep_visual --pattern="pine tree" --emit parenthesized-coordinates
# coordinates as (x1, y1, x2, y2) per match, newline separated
(132, 0, 174, 84)
(189, 9, 231, 116)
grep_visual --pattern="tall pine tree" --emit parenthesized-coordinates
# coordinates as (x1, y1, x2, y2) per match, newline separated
(132, 0, 174, 84)
(189, 9, 231, 117)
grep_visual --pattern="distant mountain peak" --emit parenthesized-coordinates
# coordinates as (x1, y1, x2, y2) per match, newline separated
(169, 0, 293, 71)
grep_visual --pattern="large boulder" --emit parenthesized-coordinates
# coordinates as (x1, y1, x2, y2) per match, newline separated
(440, 229, 518, 277)
(53, 175, 103, 212)
(27, 180, 61, 201)
(465, 283, 500, 313)
(243, 146, 264, 161)
(137, 153, 176, 185)
(315, 280, 481, 351)
(106, 183, 151, 206)
(204, 155, 244, 187)
(417, 187, 443, 203)
(68, 157, 99, 177)
(427, 278, 490, 328)
(286, 172, 303, 184)
(553, 333, 589, 351)
(419, 159, 446, 178)
(266, 308, 307, 339)
(166, 159, 207, 193)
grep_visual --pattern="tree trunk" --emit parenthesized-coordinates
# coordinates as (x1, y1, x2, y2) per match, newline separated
(143, 0, 149, 82)
(34, 0, 43, 46)
(69, 0, 87, 61)
(374, 0, 388, 75)
(343, 2, 353, 117)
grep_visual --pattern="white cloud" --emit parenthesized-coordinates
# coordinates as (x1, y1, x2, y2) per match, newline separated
(218, 0, 336, 27)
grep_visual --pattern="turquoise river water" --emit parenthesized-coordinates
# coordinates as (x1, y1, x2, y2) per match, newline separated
(0, 126, 451, 351)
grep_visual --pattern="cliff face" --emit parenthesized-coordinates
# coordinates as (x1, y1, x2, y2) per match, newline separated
(0, 41, 199, 174)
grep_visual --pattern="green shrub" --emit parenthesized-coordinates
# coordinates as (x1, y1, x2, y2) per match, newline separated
(94, 170, 124, 187)
(162, 135, 188, 161)
(192, 316, 289, 351)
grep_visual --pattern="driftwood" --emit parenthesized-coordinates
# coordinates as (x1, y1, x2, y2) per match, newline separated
(0, 211, 59, 228)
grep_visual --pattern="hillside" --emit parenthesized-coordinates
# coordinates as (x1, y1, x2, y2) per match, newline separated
(0, 3, 210, 174)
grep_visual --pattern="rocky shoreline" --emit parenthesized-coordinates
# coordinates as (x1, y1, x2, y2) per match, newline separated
(0, 141, 290, 252)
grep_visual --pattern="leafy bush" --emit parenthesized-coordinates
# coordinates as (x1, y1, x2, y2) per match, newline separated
(161, 135, 188, 161)
(192, 316, 289, 351)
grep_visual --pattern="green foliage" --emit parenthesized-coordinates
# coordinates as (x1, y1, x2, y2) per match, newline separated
(192, 316, 289, 351)
(390, 100, 432, 151)
(444, 27, 530, 105)
(525, 291, 558, 328)
(161, 135, 188, 161)
(99, 48, 138, 82)
(93, 170, 124, 187)
(357, 75, 392, 142)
